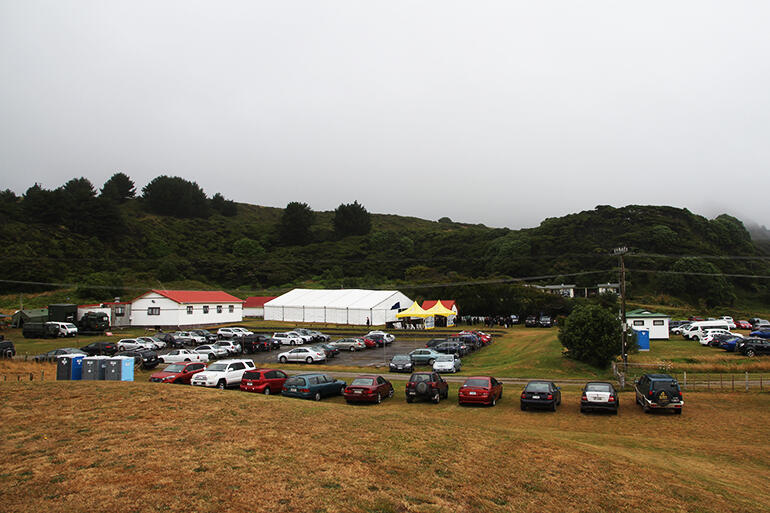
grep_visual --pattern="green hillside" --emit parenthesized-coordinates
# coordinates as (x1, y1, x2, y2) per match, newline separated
(1, 175, 768, 313)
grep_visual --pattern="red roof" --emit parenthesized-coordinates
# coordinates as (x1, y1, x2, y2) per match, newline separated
(421, 300, 457, 311)
(244, 296, 277, 308)
(135, 290, 245, 304)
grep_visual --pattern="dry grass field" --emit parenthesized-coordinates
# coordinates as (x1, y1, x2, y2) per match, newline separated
(2, 369, 770, 513)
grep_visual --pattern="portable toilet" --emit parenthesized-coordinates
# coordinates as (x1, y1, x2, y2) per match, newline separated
(56, 354, 84, 380)
(119, 356, 134, 382)
(634, 328, 650, 351)
(82, 356, 109, 380)
(105, 356, 134, 381)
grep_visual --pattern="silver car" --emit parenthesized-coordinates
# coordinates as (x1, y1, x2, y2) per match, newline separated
(329, 338, 366, 352)
(277, 347, 326, 364)
(432, 354, 461, 373)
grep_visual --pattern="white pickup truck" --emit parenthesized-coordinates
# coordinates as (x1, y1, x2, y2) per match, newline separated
(190, 359, 256, 389)
(159, 349, 210, 364)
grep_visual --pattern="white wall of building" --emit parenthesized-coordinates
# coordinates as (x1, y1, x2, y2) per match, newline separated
(626, 317, 670, 340)
(131, 292, 243, 327)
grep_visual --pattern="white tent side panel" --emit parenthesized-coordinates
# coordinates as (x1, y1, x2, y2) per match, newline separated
(305, 307, 325, 323)
(327, 307, 348, 324)
(263, 305, 283, 322)
(282, 306, 304, 322)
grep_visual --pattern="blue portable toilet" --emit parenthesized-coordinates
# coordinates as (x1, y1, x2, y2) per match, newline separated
(119, 356, 134, 382)
(634, 328, 650, 351)
(70, 355, 84, 380)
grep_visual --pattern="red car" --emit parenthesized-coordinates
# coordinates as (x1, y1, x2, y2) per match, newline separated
(458, 330, 492, 345)
(458, 376, 503, 406)
(736, 320, 752, 330)
(149, 362, 206, 384)
(357, 337, 377, 349)
(240, 368, 289, 395)
(343, 375, 394, 404)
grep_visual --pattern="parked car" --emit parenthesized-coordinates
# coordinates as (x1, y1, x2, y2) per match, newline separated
(405, 372, 448, 403)
(159, 348, 209, 364)
(22, 322, 61, 339)
(719, 336, 743, 352)
(634, 374, 683, 414)
(737, 338, 770, 357)
(191, 329, 218, 343)
(281, 373, 346, 401)
(750, 319, 770, 330)
(458, 376, 503, 406)
(389, 354, 414, 373)
(704, 333, 740, 348)
(538, 315, 553, 328)
(670, 323, 691, 335)
(520, 381, 561, 411)
(749, 330, 770, 340)
(215, 339, 242, 355)
(425, 338, 447, 349)
(191, 359, 255, 389)
(80, 341, 118, 356)
(272, 332, 304, 346)
(217, 327, 254, 339)
(525, 315, 538, 327)
(668, 320, 689, 331)
(194, 344, 229, 360)
(116, 349, 160, 369)
(34, 347, 85, 362)
(580, 382, 619, 414)
(510, 314, 519, 324)
(343, 375, 394, 404)
(433, 354, 461, 373)
(117, 338, 154, 351)
(329, 338, 366, 351)
(137, 336, 167, 350)
(48, 322, 78, 337)
(294, 328, 328, 342)
(239, 368, 289, 394)
(356, 337, 378, 349)
(241, 334, 274, 353)
(0, 339, 15, 358)
(310, 344, 336, 359)
(286, 330, 313, 344)
(735, 320, 752, 330)
(434, 341, 467, 357)
(719, 316, 736, 329)
(156, 332, 186, 348)
(458, 330, 491, 344)
(277, 347, 326, 364)
(173, 331, 207, 346)
(408, 348, 443, 366)
(365, 331, 395, 344)
(366, 333, 389, 347)
(699, 329, 742, 346)
(149, 362, 206, 384)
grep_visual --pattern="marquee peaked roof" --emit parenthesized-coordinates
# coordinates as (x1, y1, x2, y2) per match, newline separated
(396, 301, 431, 318)
(423, 300, 456, 317)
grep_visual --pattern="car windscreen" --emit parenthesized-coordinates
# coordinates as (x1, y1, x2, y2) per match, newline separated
(206, 363, 228, 372)
(524, 382, 550, 393)
(242, 371, 259, 379)
(392, 355, 410, 362)
(436, 355, 454, 362)
(285, 377, 306, 387)
(463, 378, 489, 387)
(351, 378, 375, 386)
(410, 374, 431, 383)
(585, 383, 612, 392)
(164, 364, 185, 372)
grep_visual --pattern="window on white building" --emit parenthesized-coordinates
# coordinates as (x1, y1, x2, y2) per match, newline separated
(653, 320, 664, 326)
(115, 306, 125, 317)
(203, 305, 209, 314)
(633, 320, 644, 326)
(217, 305, 223, 314)
(147, 307, 160, 316)
(228, 305, 234, 313)
(187, 306, 193, 315)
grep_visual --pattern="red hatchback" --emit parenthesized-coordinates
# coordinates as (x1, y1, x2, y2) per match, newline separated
(458, 376, 503, 406)
(343, 375, 394, 404)
(356, 337, 377, 349)
(736, 320, 752, 330)
(149, 362, 206, 384)
(240, 368, 289, 395)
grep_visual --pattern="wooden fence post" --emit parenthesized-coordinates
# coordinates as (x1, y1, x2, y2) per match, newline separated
(745, 372, 749, 392)
(683, 371, 687, 390)
(731, 375, 735, 392)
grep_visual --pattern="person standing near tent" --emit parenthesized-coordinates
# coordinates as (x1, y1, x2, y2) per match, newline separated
(366, 316, 370, 327)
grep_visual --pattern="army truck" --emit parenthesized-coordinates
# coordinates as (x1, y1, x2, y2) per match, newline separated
(78, 311, 110, 335)
(48, 304, 78, 323)
(22, 322, 61, 339)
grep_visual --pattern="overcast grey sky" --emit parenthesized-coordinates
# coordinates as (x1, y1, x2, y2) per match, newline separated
(2, 1, 769, 229)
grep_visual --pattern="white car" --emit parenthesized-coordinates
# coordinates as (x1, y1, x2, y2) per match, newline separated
(277, 347, 326, 364)
(365, 331, 395, 343)
(174, 331, 207, 345)
(191, 359, 255, 389)
(137, 336, 166, 350)
(159, 349, 209, 363)
(194, 344, 229, 359)
(215, 340, 242, 355)
(117, 338, 155, 351)
(699, 329, 743, 346)
(670, 323, 690, 335)
(720, 316, 737, 329)
(217, 327, 254, 339)
(433, 354, 461, 373)
(286, 330, 312, 344)
(273, 332, 304, 345)
(50, 322, 78, 337)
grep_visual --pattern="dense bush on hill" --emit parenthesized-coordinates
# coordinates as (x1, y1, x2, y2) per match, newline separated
(0, 175, 767, 311)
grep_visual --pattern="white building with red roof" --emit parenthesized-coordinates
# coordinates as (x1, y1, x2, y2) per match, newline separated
(243, 296, 277, 318)
(130, 290, 244, 327)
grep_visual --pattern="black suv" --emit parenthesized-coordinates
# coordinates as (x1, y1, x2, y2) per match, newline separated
(80, 341, 118, 356)
(241, 334, 274, 353)
(525, 315, 538, 327)
(634, 374, 683, 414)
(116, 349, 160, 369)
(737, 338, 770, 357)
(405, 372, 449, 404)
(0, 338, 16, 358)
(538, 315, 553, 328)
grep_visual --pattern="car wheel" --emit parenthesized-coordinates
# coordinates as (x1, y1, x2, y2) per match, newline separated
(580, 407, 586, 414)
(746, 349, 756, 357)
(551, 402, 557, 412)
(612, 408, 618, 415)
(674, 409, 682, 415)
(305, 357, 313, 364)
(279, 356, 287, 363)
(491, 397, 496, 407)
(643, 404, 650, 414)
(217, 380, 226, 390)
(406, 396, 413, 403)
(376, 393, 382, 404)
(520, 403, 526, 411)
(314, 392, 321, 401)
(209, 353, 215, 360)
(350, 346, 356, 352)
(388, 388, 394, 398)
(264, 387, 271, 395)
(428, 359, 435, 365)
(432, 392, 440, 404)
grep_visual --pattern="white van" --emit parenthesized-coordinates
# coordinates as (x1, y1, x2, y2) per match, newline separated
(50, 322, 78, 337)
(682, 320, 730, 341)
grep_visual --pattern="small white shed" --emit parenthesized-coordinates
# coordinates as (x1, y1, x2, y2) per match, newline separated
(625, 308, 670, 340)
(130, 290, 244, 327)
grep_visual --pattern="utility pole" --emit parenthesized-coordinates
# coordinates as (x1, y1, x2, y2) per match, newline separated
(614, 246, 629, 370)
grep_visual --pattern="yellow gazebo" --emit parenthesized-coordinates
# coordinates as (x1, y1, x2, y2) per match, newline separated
(423, 300, 457, 327)
(396, 301, 433, 329)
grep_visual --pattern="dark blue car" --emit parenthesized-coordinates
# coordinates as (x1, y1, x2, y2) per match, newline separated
(720, 336, 743, 352)
(281, 373, 346, 401)
(749, 330, 770, 339)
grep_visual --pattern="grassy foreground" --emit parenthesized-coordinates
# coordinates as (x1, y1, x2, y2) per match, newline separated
(2, 376, 770, 513)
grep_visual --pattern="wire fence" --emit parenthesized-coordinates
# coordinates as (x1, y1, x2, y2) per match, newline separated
(612, 362, 767, 392)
